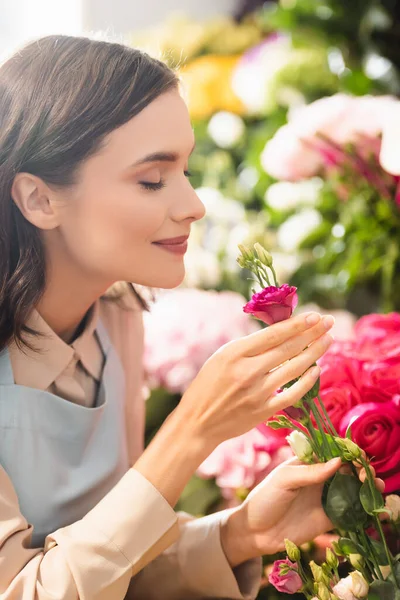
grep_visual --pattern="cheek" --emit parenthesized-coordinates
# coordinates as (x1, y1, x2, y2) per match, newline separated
(60, 184, 164, 277)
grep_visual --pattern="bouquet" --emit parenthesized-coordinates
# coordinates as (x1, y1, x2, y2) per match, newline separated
(237, 242, 400, 600)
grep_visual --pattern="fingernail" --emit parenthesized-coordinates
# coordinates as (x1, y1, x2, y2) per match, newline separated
(305, 313, 320, 326)
(322, 315, 335, 330)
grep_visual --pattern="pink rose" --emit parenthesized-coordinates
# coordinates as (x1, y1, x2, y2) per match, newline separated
(340, 400, 400, 493)
(319, 351, 363, 390)
(268, 558, 303, 594)
(243, 284, 298, 325)
(317, 384, 361, 431)
(354, 313, 400, 355)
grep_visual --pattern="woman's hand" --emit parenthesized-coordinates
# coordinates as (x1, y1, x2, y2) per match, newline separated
(135, 311, 334, 508)
(220, 457, 385, 568)
(177, 311, 334, 451)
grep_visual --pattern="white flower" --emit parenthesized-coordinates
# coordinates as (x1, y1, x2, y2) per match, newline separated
(286, 431, 313, 463)
(207, 111, 245, 149)
(384, 494, 400, 522)
(277, 209, 322, 252)
(333, 572, 369, 600)
(349, 572, 369, 598)
(264, 178, 323, 211)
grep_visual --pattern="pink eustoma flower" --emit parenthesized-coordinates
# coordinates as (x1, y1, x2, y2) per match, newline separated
(243, 284, 298, 325)
(268, 558, 303, 594)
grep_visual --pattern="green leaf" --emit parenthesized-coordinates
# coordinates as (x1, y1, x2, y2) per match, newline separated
(387, 560, 400, 589)
(368, 580, 397, 600)
(337, 537, 366, 556)
(323, 473, 368, 531)
(370, 539, 390, 565)
(360, 481, 385, 515)
(314, 430, 342, 458)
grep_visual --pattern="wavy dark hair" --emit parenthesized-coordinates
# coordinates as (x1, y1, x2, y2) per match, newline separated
(0, 35, 179, 352)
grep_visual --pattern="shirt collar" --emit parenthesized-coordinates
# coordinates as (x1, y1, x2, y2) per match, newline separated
(9, 301, 102, 390)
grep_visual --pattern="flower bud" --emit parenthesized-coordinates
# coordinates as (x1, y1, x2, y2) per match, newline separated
(384, 494, 400, 522)
(285, 539, 301, 562)
(331, 541, 344, 557)
(349, 554, 364, 571)
(254, 242, 273, 267)
(334, 437, 362, 460)
(326, 548, 339, 570)
(286, 431, 314, 463)
(349, 571, 369, 598)
(237, 244, 254, 261)
(310, 561, 326, 584)
(318, 583, 331, 600)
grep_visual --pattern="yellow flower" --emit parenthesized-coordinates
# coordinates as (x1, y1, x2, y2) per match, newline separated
(179, 55, 246, 120)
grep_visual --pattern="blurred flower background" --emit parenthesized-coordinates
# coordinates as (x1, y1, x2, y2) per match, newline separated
(4, 1, 400, 597)
(132, 2, 400, 596)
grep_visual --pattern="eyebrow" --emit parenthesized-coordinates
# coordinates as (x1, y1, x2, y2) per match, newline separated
(131, 141, 196, 167)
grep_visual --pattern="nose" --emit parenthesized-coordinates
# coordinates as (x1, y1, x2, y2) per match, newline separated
(172, 180, 206, 224)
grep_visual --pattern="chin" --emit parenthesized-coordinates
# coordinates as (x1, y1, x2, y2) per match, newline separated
(132, 269, 186, 290)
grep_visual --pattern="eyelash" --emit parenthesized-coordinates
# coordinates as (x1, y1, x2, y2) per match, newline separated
(139, 170, 193, 191)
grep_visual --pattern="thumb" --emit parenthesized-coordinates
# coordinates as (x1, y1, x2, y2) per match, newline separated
(282, 457, 342, 489)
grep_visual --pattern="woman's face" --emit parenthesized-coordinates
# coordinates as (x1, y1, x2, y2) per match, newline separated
(50, 89, 205, 289)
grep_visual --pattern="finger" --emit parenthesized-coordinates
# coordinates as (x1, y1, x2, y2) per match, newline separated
(281, 458, 342, 489)
(236, 312, 323, 358)
(252, 316, 335, 374)
(265, 333, 334, 393)
(262, 365, 321, 415)
(376, 478, 385, 493)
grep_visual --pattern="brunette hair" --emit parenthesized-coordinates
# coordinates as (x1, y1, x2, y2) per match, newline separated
(0, 35, 179, 351)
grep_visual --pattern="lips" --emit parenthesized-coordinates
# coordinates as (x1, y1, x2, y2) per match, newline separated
(153, 235, 189, 245)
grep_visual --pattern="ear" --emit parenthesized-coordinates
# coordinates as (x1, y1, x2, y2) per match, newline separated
(11, 172, 61, 230)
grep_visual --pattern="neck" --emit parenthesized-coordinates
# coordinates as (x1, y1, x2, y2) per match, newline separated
(36, 264, 113, 344)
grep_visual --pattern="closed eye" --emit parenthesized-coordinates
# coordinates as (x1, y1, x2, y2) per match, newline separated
(139, 170, 193, 192)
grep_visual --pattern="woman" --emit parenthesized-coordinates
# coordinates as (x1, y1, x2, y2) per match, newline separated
(0, 34, 350, 599)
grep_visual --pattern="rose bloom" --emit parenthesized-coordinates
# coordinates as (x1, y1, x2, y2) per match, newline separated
(243, 284, 298, 325)
(319, 346, 364, 389)
(361, 357, 400, 397)
(316, 383, 361, 431)
(268, 558, 303, 594)
(340, 399, 400, 493)
(354, 313, 400, 357)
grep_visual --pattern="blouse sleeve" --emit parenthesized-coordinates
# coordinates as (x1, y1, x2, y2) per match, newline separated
(126, 511, 262, 600)
(0, 464, 179, 599)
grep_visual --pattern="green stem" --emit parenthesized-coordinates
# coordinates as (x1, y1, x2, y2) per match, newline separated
(361, 530, 385, 581)
(309, 403, 333, 460)
(302, 413, 323, 460)
(349, 530, 376, 581)
(269, 264, 279, 287)
(316, 394, 339, 437)
(374, 516, 399, 588)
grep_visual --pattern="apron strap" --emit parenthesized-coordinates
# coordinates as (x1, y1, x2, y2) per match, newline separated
(0, 349, 15, 385)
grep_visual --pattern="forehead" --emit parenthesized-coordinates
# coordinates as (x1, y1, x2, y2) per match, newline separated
(103, 89, 194, 159)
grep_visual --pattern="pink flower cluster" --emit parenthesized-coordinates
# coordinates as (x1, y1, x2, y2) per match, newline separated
(318, 313, 400, 493)
(197, 426, 292, 498)
(261, 93, 400, 206)
(261, 93, 398, 181)
(143, 288, 261, 394)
